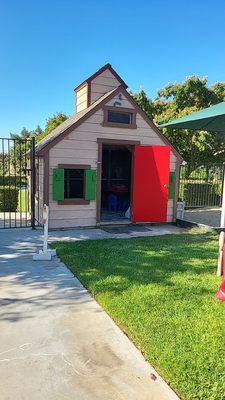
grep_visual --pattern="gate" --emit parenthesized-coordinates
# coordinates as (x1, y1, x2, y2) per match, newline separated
(179, 164, 224, 208)
(0, 136, 36, 229)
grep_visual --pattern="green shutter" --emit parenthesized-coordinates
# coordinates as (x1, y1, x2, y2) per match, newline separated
(85, 169, 96, 200)
(169, 171, 176, 199)
(53, 168, 64, 201)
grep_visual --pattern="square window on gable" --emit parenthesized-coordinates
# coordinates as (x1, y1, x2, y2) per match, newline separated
(103, 106, 137, 129)
(108, 110, 132, 124)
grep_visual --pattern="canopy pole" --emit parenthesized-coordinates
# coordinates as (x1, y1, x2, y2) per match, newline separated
(217, 164, 225, 276)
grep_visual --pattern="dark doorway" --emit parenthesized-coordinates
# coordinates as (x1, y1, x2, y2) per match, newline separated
(101, 144, 132, 222)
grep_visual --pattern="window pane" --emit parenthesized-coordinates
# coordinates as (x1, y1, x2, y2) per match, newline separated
(68, 169, 84, 179)
(68, 179, 83, 198)
(108, 111, 132, 124)
(64, 169, 84, 198)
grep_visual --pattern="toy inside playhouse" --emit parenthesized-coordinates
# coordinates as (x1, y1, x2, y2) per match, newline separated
(100, 144, 132, 222)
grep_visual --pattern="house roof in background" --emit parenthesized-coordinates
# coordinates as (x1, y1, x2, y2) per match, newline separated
(74, 63, 128, 92)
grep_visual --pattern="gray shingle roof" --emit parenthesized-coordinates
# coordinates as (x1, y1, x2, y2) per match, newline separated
(35, 87, 119, 154)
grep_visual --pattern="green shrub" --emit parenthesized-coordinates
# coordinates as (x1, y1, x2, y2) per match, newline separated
(0, 176, 27, 186)
(214, 181, 223, 197)
(184, 182, 221, 207)
(0, 186, 19, 212)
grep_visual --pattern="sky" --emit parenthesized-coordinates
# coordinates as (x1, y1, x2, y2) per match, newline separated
(0, 0, 225, 137)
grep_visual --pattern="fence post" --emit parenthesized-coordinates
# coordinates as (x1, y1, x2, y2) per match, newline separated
(30, 136, 36, 230)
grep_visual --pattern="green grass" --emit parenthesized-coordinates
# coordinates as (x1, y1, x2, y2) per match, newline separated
(52, 231, 225, 400)
(17, 188, 28, 212)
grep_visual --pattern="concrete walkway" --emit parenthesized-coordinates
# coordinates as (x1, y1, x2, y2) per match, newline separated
(184, 207, 221, 227)
(0, 228, 179, 400)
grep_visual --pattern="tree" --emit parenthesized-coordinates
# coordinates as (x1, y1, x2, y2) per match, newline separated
(131, 76, 225, 172)
(6, 113, 69, 175)
(36, 112, 68, 142)
(131, 88, 155, 118)
(9, 128, 33, 174)
(9, 127, 44, 174)
(0, 152, 9, 176)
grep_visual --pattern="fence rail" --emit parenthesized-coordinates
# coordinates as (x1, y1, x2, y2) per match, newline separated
(179, 165, 224, 208)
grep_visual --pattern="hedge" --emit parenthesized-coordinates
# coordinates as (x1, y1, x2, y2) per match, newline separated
(0, 186, 19, 212)
(183, 182, 221, 207)
(0, 176, 27, 186)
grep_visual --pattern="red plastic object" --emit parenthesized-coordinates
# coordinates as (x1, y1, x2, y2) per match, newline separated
(132, 145, 170, 222)
(216, 245, 225, 301)
(110, 184, 128, 193)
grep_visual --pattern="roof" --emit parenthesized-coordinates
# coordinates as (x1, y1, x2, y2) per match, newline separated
(159, 101, 225, 132)
(74, 63, 128, 92)
(36, 85, 183, 162)
(35, 87, 119, 154)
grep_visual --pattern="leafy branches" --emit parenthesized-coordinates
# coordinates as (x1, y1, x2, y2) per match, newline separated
(5, 112, 69, 174)
(131, 76, 225, 171)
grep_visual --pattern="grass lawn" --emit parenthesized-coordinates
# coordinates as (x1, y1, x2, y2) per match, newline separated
(52, 231, 225, 400)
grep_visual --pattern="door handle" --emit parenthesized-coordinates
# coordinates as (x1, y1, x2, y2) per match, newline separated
(164, 184, 168, 189)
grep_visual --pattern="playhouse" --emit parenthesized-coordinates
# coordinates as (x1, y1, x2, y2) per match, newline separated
(35, 64, 183, 229)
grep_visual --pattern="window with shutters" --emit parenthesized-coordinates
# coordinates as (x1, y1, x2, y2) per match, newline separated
(53, 164, 96, 205)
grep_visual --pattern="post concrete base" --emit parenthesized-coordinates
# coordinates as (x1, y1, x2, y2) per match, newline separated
(33, 249, 56, 261)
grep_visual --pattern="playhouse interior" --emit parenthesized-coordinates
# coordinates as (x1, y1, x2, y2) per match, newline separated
(101, 144, 132, 222)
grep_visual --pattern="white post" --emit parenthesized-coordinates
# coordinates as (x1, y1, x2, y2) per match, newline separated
(33, 204, 56, 261)
(217, 165, 225, 276)
(43, 205, 49, 253)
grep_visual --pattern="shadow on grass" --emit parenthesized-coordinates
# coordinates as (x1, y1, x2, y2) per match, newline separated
(53, 231, 219, 298)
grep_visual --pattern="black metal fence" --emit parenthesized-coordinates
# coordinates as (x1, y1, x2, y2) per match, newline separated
(0, 136, 36, 228)
(179, 164, 224, 208)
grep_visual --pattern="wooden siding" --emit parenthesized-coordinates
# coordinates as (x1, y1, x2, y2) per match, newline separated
(106, 94, 135, 109)
(166, 199, 174, 223)
(76, 84, 88, 112)
(48, 93, 179, 228)
(90, 69, 121, 104)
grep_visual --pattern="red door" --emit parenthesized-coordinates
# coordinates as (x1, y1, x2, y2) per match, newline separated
(132, 146, 170, 222)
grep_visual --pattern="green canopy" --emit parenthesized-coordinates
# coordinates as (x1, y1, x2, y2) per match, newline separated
(159, 101, 225, 132)
(159, 100, 225, 277)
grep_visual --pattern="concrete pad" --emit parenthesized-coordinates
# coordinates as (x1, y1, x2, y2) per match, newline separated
(0, 228, 180, 400)
(184, 207, 221, 227)
(47, 224, 183, 243)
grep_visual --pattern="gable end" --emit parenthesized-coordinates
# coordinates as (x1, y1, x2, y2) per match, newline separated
(38, 85, 183, 162)
(74, 63, 128, 92)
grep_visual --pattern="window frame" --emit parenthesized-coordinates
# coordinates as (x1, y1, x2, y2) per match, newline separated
(57, 164, 91, 205)
(103, 106, 137, 129)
